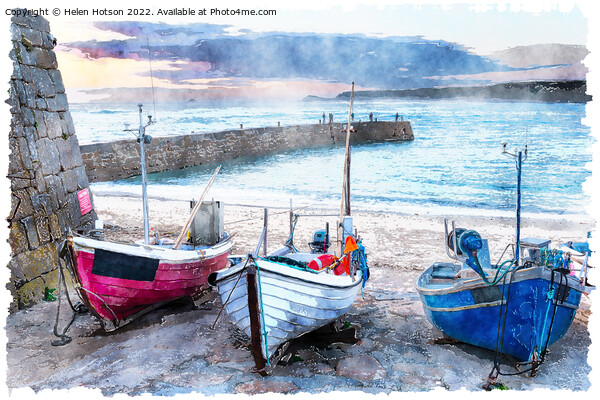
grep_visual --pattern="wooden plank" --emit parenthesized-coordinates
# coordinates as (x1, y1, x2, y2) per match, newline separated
(173, 166, 221, 249)
(246, 263, 268, 375)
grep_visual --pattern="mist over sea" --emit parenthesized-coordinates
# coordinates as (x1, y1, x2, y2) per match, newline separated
(71, 99, 593, 217)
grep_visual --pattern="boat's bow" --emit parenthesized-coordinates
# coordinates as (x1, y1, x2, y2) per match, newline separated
(209, 252, 364, 374)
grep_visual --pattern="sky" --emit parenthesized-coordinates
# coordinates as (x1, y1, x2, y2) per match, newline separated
(4, 0, 585, 102)
(45, 1, 588, 54)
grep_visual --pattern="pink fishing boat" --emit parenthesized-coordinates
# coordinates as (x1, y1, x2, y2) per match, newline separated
(54, 104, 232, 333)
(62, 235, 232, 331)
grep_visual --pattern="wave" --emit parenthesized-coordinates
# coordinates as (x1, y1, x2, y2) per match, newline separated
(90, 110, 126, 114)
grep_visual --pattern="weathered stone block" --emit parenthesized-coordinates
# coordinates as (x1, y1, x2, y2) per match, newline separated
(19, 64, 33, 82)
(32, 15, 51, 33)
(45, 174, 67, 209)
(14, 79, 27, 106)
(53, 93, 69, 112)
(8, 138, 24, 174)
(61, 169, 79, 193)
(11, 189, 34, 221)
(15, 270, 60, 310)
(23, 82, 37, 109)
(10, 23, 22, 41)
(57, 207, 72, 234)
(31, 192, 53, 214)
(36, 216, 51, 245)
(44, 111, 63, 139)
(33, 109, 47, 137)
(34, 168, 47, 192)
(11, 12, 33, 28)
(9, 220, 29, 255)
(79, 209, 95, 228)
(48, 69, 65, 93)
(17, 136, 33, 170)
(41, 32, 57, 50)
(8, 170, 33, 192)
(8, 81, 21, 113)
(45, 97, 59, 112)
(24, 127, 40, 162)
(56, 135, 83, 170)
(67, 192, 85, 227)
(12, 13, 50, 32)
(35, 48, 58, 69)
(22, 107, 35, 127)
(30, 67, 55, 97)
(19, 27, 43, 47)
(59, 111, 75, 134)
(14, 41, 35, 65)
(20, 215, 40, 250)
(36, 138, 61, 175)
(48, 213, 61, 241)
(35, 97, 47, 110)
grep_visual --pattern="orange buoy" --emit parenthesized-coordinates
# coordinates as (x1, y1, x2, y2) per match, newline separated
(307, 254, 337, 271)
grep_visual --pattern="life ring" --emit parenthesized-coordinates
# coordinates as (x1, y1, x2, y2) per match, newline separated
(308, 254, 337, 271)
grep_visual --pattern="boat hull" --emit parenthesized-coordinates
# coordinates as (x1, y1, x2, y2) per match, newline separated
(209, 253, 363, 371)
(66, 236, 232, 330)
(416, 264, 584, 362)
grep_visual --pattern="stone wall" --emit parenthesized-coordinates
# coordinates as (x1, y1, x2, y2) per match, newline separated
(81, 120, 414, 182)
(7, 12, 95, 310)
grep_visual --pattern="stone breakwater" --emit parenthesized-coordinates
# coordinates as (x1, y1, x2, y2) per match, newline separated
(80, 121, 413, 182)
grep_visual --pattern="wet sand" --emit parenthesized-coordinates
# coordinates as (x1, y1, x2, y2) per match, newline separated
(5, 194, 595, 395)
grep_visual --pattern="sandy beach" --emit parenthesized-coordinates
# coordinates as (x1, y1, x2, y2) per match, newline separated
(93, 193, 595, 272)
(5, 193, 594, 394)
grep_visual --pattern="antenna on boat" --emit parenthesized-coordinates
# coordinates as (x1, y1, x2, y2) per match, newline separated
(147, 38, 157, 122)
(502, 142, 528, 265)
(124, 104, 155, 244)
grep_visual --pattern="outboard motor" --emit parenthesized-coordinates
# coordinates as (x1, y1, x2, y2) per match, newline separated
(308, 223, 330, 253)
(448, 228, 486, 277)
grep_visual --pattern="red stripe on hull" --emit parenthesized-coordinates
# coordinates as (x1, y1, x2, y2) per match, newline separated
(74, 249, 229, 322)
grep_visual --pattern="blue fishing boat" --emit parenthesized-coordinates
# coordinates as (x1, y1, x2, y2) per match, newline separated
(416, 143, 593, 382)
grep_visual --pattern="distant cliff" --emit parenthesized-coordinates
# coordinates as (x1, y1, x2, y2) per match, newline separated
(327, 80, 591, 103)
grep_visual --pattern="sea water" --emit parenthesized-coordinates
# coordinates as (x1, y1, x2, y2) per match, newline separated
(71, 99, 593, 217)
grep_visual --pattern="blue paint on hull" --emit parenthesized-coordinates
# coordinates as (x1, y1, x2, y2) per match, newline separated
(417, 268, 583, 362)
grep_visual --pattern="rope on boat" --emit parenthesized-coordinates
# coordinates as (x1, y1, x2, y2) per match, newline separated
(484, 267, 520, 388)
(284, 214, 300, 252)
(539, 269, 568, 365)
(224, 206, 308, 227)
(484, 262, 571, 387)
(210, 257, 250, 330)
(76, 286, 120, 325)
(51, 240, 88, 346)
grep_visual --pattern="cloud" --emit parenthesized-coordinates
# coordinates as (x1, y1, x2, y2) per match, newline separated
(63, 21, 520, 90)
(59, 21, 588, 100)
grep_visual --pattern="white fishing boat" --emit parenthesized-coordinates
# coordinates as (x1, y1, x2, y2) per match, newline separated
(208, 83, 369, 374)
(208, 243, 366, 374)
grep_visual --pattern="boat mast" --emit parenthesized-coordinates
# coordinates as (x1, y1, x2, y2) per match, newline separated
(125, 104, 154, 245)
(338, 82, 354, 253)
(139, 104, 150, 245)
(502, 142, 527, 265)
